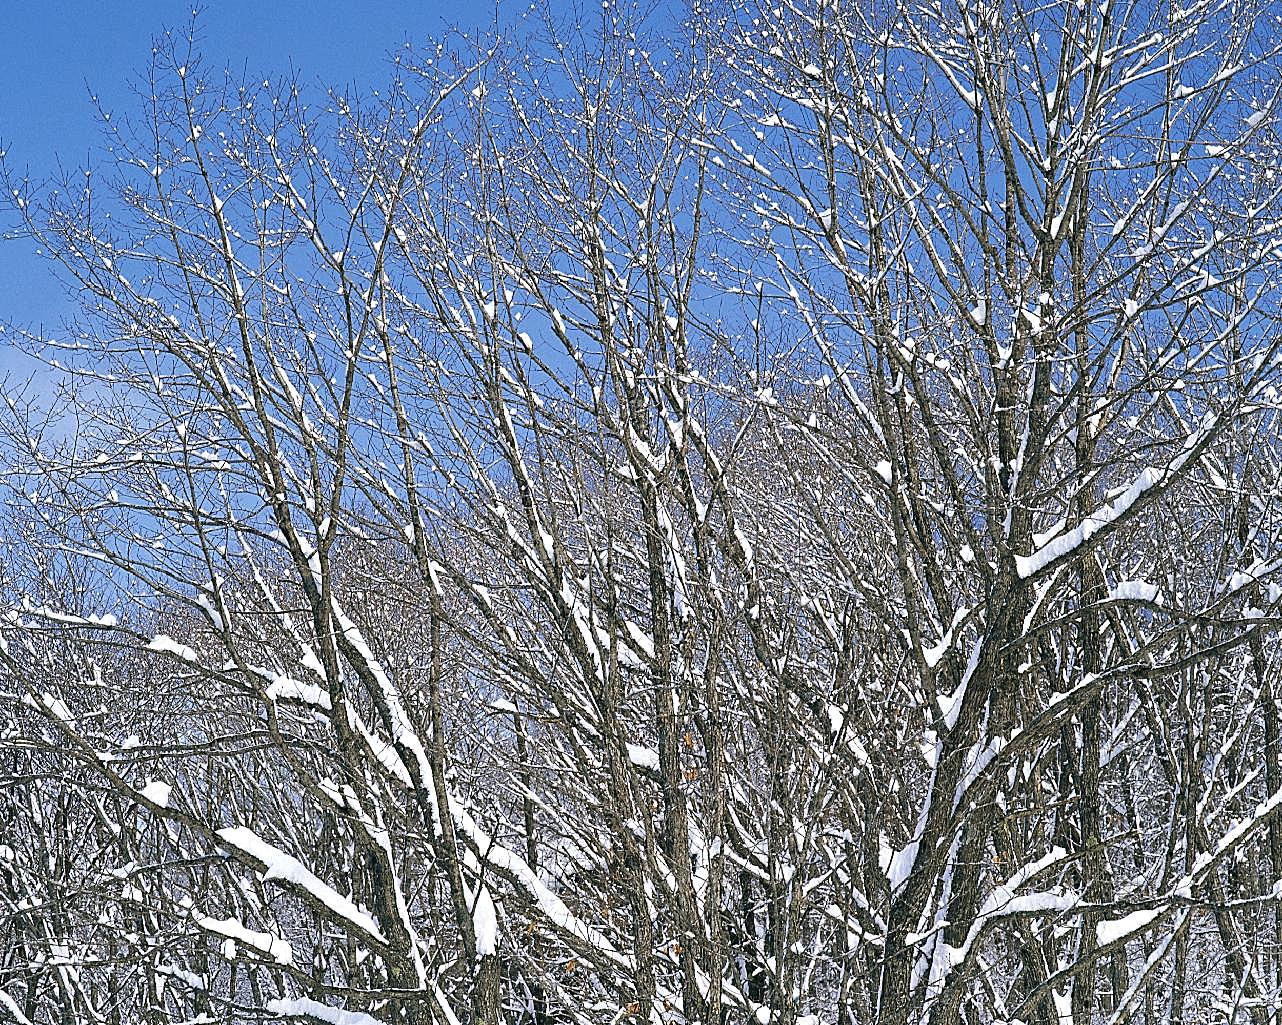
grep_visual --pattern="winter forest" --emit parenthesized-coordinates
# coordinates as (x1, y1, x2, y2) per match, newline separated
(4, 0, 1282, 1022)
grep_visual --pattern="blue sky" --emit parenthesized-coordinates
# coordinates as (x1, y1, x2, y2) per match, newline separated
(0, 2, 521, 371)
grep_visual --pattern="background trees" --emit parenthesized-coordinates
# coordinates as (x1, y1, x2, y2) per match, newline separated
(5, 2, 1282, 1024)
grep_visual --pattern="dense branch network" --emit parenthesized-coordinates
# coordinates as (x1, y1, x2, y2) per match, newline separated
(5, 2, 1282, 1024)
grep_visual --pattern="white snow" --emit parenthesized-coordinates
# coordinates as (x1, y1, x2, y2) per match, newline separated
(198, 916, 293, 965)
(452, 806, 629, 967)
(938, 847, 1074, 979)
(39, 693, 76, 725)
(473, 884, 498, 956)
(266, 998, 382, 1025)
(1016, 418, 1211, 578)
(1096, 907, 1163, 946)
(627, 743, 661, 771)
(1109, 579, 1161, 604)
(157, 964, 205, 991)
(140, 781, 172, 807)
(348, 710, 413, 787)
(0, 991, 34, 1025)
(623, 619, 656, 661)
(148, 634, 198, 663)
(923, 606, 969, 670)
(194, 592, 225, 630)
(215, 827, 386, 944)
(265, 671, 332, 710)
(937, 637, 981, 731)
(331, 602, 433, 784)
(1181, 784, 1282, 887)
(300, 645, 326, 678)
(887, 838, 920, 890)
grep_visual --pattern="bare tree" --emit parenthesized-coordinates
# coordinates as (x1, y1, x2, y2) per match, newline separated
(5, 3, 1282, 1025)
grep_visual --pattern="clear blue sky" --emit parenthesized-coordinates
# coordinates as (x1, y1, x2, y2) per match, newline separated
(0, 2, 527, 372)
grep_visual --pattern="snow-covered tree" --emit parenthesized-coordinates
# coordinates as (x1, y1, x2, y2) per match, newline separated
(6, 2, 1282, 1024)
